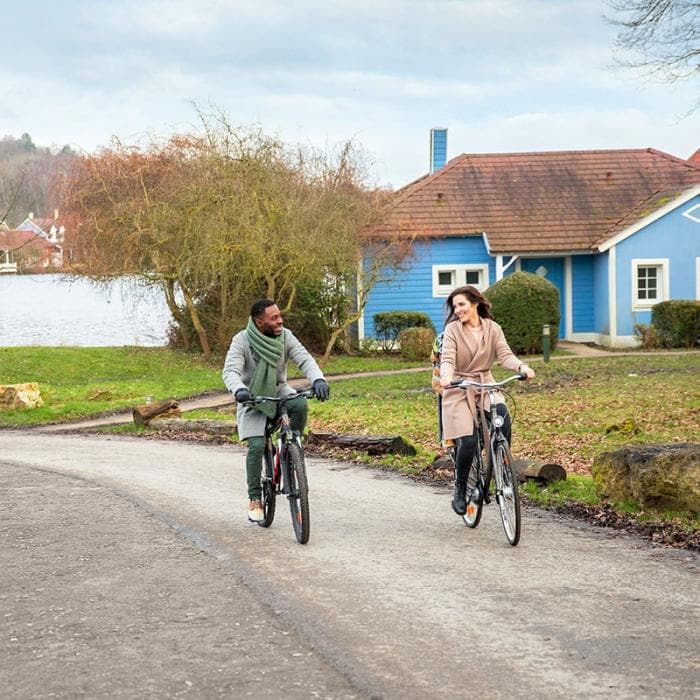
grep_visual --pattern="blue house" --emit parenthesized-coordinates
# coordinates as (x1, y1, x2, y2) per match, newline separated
(363, 133, 700, 347)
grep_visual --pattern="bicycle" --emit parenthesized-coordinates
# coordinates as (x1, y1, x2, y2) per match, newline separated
(244, 389, 317, 545)
(446, 373, 526, 546)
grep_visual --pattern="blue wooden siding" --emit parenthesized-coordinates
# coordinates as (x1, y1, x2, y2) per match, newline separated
(520, 258, 565, 337)
(572, 255, 595, 332)
(363, 236, 492, 336)
(614, 195, 700, 336)
(593, 253, 609, 335)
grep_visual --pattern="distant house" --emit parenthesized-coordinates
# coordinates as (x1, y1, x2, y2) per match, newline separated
(364, 137, 700, 347)
(16, 210, 66, 243)
(0, 228, 63, 273)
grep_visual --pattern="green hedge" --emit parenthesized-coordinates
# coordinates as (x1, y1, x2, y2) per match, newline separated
(651, 300, 700, 348)
(398, 327, 435, 361)
(485, 272, 560, 354)
(373, 311, 434, 349)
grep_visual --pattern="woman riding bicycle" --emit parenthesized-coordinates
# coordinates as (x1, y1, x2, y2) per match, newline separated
(439, 286, 535, 516)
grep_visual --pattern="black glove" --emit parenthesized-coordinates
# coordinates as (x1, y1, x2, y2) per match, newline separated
(235, 388, 253, 403)
(313, 379, 330, 402)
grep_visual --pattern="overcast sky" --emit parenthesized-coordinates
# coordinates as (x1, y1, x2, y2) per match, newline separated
(2, 0, 698, 187)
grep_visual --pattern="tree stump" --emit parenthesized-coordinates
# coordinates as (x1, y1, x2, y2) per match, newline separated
(512, 458, 567, 484)
(307, 432, 417, 456)
(132, 399, 181, 426)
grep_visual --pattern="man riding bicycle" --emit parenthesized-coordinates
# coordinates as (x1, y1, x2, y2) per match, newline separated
(222, 299, 330, 523)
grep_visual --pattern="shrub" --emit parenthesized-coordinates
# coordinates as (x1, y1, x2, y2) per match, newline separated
(651, 300, 700, 348)
(398, 327, 435, 361)
(373, 311, 434, 350)
(485, 272, 560, 354)
(633, 323, 663, 350)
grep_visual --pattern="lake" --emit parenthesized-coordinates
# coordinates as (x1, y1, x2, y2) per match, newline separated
(0, 274, 174, 346)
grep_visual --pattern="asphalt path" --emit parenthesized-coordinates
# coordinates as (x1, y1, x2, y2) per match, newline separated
(1, 432, 697, 699)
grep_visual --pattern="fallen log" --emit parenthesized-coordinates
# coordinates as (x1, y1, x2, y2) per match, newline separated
(307, 431, 417, 457)
(512, 458, 567, 484)
(148, 417, 236, 436)
(132, 399, 181, 426)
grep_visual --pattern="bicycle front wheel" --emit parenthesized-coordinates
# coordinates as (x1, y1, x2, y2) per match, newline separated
(259, 444, 276, 528)
(493, 439, 521, 546)
(286, 443, 310, 544)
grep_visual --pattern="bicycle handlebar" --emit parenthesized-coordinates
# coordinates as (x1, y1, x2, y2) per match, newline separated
(244, 388, 317, 406)
(448, 373, 527, 391)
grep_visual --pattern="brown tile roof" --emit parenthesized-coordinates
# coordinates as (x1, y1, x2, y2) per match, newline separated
(374, 148, 700, 253)
(0, 229, 61, 251)
(688, 148, 700, 164)
(593, 185, 700, 248)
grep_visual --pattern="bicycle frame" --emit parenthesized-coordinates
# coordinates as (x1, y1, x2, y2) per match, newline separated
(447, 374, 525, 545)
(247, 388, 316, 544)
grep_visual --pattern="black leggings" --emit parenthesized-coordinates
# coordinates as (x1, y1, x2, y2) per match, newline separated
(454, 404, 511, 484)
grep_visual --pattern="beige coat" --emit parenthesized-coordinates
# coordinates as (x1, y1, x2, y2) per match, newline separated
(440, 318, 522, 439)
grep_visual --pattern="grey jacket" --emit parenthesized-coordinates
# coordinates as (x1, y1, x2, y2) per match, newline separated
(222, 327, 325, 440)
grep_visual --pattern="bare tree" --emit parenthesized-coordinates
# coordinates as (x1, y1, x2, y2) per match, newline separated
(62, 112, 411, 359)
(606, 0, 700, 83)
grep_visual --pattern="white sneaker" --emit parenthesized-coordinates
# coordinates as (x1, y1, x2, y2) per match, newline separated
(247, 500, 264, 522)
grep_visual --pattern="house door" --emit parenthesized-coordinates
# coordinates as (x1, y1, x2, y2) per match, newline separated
(520, 258, 565, 339)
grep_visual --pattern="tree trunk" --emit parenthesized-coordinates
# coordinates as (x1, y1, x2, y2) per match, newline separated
(132, 399, 181, 426)
(511, 458, 567, 484)
(180, 280, 212, 360)
(307, 431, 416, 456)
(163, 277, 191, 350)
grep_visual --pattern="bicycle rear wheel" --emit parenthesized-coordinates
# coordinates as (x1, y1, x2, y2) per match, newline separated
(286, 443, 310, 544)
(259, 443, 276, 528)
(463, 453, 484, 528)
(493, 439, 521, 546)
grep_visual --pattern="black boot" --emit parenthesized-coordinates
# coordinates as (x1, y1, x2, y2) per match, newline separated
(452, 481, 467, 515)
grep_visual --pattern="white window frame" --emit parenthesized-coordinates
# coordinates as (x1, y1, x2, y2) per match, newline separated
(631, 258, 669, 310)
(432, 264, 489, 297)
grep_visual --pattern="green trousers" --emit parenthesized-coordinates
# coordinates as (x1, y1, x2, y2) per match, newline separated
(245, 396, 308, 500)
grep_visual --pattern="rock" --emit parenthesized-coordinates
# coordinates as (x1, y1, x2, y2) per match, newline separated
(0, 383, 44, 410)
(592, 444, 700, 513)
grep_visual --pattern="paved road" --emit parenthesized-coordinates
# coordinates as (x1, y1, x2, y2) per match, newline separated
(1, 432, 697, 699)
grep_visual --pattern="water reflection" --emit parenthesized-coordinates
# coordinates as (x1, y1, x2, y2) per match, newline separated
(0, 274, 173, 346)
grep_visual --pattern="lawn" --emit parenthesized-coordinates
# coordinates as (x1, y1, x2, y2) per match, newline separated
(306, 354, 699, 474)
(1, 348, 698, 474)
(0, 346, 425, 426)
(2, 346, 698, 528)
(188, 353, 700, 477)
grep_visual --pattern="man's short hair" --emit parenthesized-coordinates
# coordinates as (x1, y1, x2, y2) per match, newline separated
(250, 299, 276, 320)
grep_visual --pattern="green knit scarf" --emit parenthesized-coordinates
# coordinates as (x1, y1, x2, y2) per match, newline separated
(246, 317, 284, 418)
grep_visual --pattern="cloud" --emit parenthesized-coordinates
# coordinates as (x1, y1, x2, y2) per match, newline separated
(1, 0, 697, 186)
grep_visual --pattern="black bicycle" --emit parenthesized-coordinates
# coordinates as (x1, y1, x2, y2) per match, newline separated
(447, 374, 525, 546)
(244, 389, 316, 545)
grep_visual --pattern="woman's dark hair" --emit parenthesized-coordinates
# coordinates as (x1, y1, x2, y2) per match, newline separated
(444, 285, 494, 326)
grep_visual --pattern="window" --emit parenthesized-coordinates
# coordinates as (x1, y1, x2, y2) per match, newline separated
(632, 259, 669, 309)
(432, 264, 489, 297)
